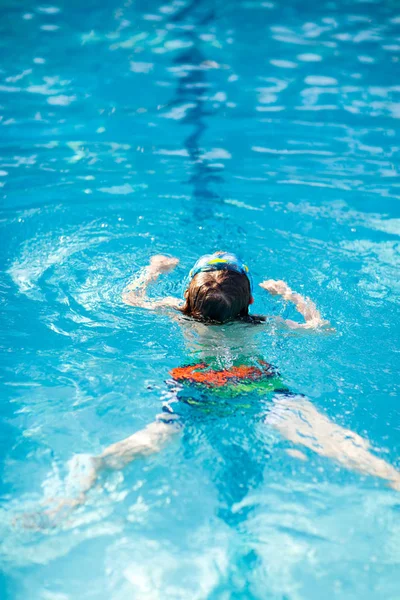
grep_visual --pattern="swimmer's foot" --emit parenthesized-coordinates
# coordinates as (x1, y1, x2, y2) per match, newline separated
(15, 496, 83, 530)
(149, 255, 179, 275)
(388, 477, 400, 492)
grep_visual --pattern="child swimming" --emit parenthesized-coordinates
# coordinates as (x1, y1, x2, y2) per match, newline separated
(38, 251, 400, 521)
(121, 251, 327, 329)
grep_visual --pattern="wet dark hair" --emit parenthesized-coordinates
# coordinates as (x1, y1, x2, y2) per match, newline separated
(180, 270, 262, 324)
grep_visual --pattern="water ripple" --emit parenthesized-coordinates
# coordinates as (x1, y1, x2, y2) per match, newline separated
(1, 0, 400, 598)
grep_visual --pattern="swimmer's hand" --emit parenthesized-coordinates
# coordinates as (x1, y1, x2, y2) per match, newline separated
(260, 279, 331, 330)
(259, 279, 290, 296)
(149, 255, 179, 278)
(123, 255, 181, 311)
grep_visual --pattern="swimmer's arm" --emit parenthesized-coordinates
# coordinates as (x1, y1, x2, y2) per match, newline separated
(259, 279, 330, 330)
(122, 255, 182, 311)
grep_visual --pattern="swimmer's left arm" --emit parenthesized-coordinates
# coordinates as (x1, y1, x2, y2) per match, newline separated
(259, 279, 331, 330)
(122, 255, 182, 311)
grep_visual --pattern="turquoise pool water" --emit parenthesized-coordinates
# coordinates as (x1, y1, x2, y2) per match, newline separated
(1, 0, 400, 598)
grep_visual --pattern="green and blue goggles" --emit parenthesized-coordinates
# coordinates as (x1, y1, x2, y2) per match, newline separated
(184, 251, 253, 293)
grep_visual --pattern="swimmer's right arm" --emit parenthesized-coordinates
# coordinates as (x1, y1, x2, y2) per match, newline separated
(122, 255, 182, 310)
(259, 279, 330, 330)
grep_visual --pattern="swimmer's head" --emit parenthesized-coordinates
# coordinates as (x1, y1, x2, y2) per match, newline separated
(181, 252, 254, 323)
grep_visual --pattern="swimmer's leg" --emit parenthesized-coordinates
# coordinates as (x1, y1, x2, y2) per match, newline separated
(265, 392, 400, 489)
(99, 417, 181, 471)
(28, 414, 182, 527)
(67, 385, 183, 507)
(80, 383, 183, 485)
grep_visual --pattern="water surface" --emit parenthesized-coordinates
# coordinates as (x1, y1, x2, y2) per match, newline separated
(1, 0, 400, 598)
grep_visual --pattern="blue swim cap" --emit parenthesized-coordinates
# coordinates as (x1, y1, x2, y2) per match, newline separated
(185, 251, 253, 293)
